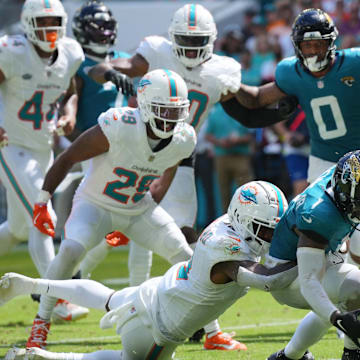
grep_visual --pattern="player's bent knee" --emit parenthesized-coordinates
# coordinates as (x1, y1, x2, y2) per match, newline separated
(338, 269, 360, 311)
(58, 239, 86, 267)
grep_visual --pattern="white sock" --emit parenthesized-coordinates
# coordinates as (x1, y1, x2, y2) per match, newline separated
(0, 221, 22, 256)
(204, 319, 220, 337)
(128, 242, 152, 286)
(34, 279, 114, 311)
(80, 239, 111, 279)
(27, 349, 122, 360)
(285, 311, 330, 359)
(28, 227, 55, 277)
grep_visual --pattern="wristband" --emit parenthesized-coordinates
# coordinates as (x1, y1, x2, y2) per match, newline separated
(36, 190, 51, 203)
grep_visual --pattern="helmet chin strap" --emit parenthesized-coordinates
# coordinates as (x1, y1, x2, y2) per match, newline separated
(303, 55, 329, 72)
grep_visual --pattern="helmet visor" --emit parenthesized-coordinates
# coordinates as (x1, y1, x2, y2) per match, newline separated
(174, 35, 209, 47)
(151, 103, 189, 121)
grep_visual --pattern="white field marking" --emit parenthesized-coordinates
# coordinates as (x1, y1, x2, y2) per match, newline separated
(0, 319, 303, 348)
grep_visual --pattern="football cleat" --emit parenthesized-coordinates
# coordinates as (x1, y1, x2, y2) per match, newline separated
(52, 299, 89, 323)
(342, 348, 360, 360)
(0, 272, 36, 306)
(203, 331, 247, 351)
(26, 318, 51, 349)
(267, 349, 315, 360)
(4, 347, 26, 360)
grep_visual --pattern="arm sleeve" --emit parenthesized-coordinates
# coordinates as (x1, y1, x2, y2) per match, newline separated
(236, 263, 298, 291)
(220, 98, 285, 128)
(297, 247, 338, 322)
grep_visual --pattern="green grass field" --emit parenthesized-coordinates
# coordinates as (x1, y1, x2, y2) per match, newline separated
(0, 247, 345, 359)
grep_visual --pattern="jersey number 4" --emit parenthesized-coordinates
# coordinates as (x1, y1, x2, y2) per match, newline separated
(18, 91, 62, 129)
(103, 167, 159, 204)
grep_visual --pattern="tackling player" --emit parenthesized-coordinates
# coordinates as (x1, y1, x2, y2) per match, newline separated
(1, 180, 299, 360)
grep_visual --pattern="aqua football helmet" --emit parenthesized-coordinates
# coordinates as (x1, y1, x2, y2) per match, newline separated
(291, 8, 338, 72)
(228, 181, 288, 256)
(137, 69, 190, 139)
(332, 150, 360, 223)
(168, 4, 217, 68)
(72, 1, 117, 55)
(21, 0, 67, 52)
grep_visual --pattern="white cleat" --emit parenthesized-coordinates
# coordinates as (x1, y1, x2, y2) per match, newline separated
(0, 273, 35, 306)
(52, 299, 89, 323)
(5, 347, 27, 360)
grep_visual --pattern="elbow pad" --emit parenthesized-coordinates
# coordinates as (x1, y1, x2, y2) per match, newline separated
(221, 95, 299, 128)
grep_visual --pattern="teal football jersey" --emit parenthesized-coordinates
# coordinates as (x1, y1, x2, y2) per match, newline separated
(76, 51, 130, 132)
(269, 166, 356, 261)
(276, 49, 360, 162)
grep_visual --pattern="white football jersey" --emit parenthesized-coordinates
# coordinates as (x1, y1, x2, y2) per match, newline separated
(77, 107, 196, 215)
(0, 35, 84, 151)
(139, 214, 259, 342)
(137, 36, 241, 133)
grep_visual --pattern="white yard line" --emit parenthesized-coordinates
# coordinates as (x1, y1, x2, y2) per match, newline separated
(0, 319, 303, 348)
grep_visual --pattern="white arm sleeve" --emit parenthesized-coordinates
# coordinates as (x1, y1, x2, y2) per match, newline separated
(297, 247, 338, 322)
(236, 264, 298, 291)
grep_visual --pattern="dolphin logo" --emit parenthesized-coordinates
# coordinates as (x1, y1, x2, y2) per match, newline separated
(239, 187, 258, 204)
(138, 79, 152, 93)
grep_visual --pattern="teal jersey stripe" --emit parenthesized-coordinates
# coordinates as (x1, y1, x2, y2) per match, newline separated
(164, 69, 177, 97)
(0, 152, 33, 217)
(188, 4, 196, 27)
(266, 181, 286, 217)
(44, 0, 51, 9)
(146, 344, 164, 360)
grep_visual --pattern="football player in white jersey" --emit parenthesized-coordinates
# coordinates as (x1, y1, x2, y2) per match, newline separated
(24, 69, 196, 349)
(0, 0, 88, 321)
(86, 3, 292, 347)
(1, 181, 299, 360)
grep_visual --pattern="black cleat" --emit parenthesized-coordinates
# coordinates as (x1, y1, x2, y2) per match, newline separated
(188, 328, 205, 343)
(267, 349, 314, 360)
(342, 348, 360, 360)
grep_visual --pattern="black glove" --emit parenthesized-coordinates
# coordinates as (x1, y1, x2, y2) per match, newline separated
(104, 69, 135, 97)
(278, 95, 299, 120)
(331, 310, 360, 346)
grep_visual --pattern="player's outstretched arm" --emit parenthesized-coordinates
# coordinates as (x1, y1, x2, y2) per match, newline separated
(221, 83, 298, 128)
(211, 260, 297, 291)
(33, 125, 109, 237)
(88, 53, 148, 84)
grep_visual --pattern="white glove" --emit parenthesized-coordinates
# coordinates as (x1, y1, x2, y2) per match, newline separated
(218, 74, 241, 96)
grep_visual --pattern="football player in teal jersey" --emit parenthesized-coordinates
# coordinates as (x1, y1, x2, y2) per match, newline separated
(264, 150, 360, 360)
(234, 8, 360, 265)
(72, 0, 135, 138)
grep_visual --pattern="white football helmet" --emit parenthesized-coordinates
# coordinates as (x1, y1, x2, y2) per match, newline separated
(228, 181, 288, 256)
(137, 69, 190, 139)
(21, 0, 67, 53)
(168, 4, 217, 68)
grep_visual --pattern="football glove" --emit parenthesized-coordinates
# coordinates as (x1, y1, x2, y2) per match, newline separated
(104, 69, 135, 97)
(331, 310, 360, 346)
(106, 231, 130, 247)
(33, 203, 55, 237)
(278, 95, 299, 120)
